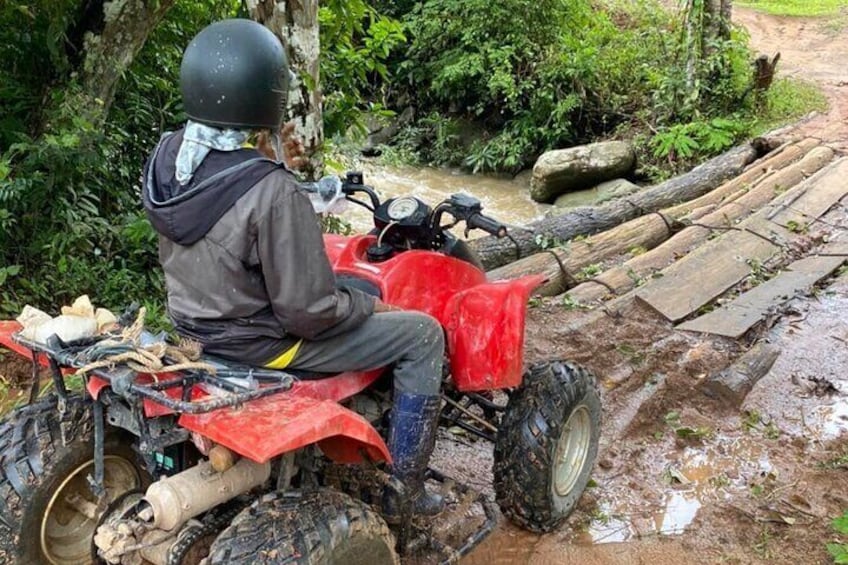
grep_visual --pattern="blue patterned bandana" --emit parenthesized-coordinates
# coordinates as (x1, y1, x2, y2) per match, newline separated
(175, 121, 251, 185)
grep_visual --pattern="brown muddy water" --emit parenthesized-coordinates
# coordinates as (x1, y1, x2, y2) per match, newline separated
(344, 164, 554, 234)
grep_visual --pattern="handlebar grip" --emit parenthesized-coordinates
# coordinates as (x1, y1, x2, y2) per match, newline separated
(468, 213, 508, 238)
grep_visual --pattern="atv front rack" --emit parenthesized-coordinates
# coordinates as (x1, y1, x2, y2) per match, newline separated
(13, 333, 295, 415)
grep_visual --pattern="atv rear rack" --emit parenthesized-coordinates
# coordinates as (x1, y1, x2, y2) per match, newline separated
(13, 333, 295, 415)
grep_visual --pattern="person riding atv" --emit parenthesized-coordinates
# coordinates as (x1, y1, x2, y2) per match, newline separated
(141, 19, 445, 519)
(0, 15, 602, 565)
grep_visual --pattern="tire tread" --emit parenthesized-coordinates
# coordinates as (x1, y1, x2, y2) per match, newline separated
(493, 360, 601, 533)
(207, 489, 398, 565)
(0, 394, 92, 561)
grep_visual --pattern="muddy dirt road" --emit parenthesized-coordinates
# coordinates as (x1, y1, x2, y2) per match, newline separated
(738, 8, 848, 152)
(438, 8, 848, 565)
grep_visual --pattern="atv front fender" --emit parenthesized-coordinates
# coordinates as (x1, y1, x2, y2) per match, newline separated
(445, 275, 545, 391)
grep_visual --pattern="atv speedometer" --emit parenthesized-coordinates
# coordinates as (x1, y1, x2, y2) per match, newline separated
(387, 197, 420, 221)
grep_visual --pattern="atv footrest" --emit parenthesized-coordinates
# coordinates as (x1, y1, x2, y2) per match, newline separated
(411, 468, 498, 565)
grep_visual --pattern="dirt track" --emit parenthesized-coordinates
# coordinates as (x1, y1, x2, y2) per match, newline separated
(450, 8, 848, 564)
(740, 8, 848, 151)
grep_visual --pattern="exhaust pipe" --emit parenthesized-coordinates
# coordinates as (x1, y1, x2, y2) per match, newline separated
(143, 457, 271, 531)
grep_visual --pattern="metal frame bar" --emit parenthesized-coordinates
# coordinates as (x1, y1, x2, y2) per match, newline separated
(13, 334, 294, 415)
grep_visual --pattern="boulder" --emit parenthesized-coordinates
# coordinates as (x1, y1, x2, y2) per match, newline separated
(553, 178, 641, 209)
(530, 141, 636, 203)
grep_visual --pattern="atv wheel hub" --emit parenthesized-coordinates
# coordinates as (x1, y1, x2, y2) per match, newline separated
(41, 455, 141, 565)
(553, 404, 592, 497)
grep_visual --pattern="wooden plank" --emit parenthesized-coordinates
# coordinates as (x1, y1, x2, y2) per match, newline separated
(770, 157, 848, 226)
(635, 159, 848, 323)
(635, 229, 779, 322)
(678, 243, 848, 337)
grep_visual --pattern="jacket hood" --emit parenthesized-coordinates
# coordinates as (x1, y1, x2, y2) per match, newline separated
(142, 129, 281, 245)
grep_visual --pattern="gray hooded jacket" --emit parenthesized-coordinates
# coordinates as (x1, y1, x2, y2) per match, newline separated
(142, 129, 375, 365)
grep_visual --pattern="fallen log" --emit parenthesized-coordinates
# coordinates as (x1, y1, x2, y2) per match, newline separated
(664, 138, 818, 221)
(565, 145, 835, 304)
(488, 139, 819, 294)
(699, 343, 780, 406)
(470, 141, 767, 270)
(486, 213, 670, 293)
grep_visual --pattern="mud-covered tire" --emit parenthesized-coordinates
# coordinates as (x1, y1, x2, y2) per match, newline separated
(493, 360, 601, 533)
(0, 394, 146, 565)
(206, 489, 399, 565)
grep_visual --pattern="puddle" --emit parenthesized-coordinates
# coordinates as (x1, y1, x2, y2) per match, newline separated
(814, 400, 848, 440)
(655, 491, 701, 535)
(574, 501, 636, 544)
(571, 434, 771, 547)
(677, 436, 772, 492)
(745, 277, 848, 440)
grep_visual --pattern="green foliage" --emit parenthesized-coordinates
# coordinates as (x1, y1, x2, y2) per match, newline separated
(828, 511, 848, 564)
(0, 1, 237, 318)
(383, 0, 769, 174)
(319, 0, 406, 139)
(319, 214, 354, 235)
(650, 117, 748, 165)
(751, 77, 829, 136)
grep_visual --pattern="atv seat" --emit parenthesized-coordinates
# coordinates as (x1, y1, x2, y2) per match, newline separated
(199, 354, 333, 381)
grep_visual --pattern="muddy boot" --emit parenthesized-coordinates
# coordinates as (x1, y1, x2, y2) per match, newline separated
(383, 393, 445, 521)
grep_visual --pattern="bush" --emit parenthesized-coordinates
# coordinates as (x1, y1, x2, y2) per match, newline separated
(382, 0, 784, 174)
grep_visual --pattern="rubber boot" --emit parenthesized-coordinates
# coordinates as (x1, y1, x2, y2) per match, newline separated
(383, 393, 445, 520)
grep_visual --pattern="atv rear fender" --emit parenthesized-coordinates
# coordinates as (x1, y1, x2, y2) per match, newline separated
(325, 235, 545, 391)
(0, 322, 391, 465)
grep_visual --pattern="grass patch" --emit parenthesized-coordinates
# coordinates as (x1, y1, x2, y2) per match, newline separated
(738, 0, 848, 17)
(751, 77, 830, 135)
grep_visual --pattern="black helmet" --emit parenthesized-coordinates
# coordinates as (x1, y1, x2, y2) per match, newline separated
(180, 19, 289, 130)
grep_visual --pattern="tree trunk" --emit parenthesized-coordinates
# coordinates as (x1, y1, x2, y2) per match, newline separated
(704, 0, 732, 55)
(470, 141, 765, 270)
(248, 0, 324, 180)
(79, 0, 177, 122)
(565, 144, 834, 304)
(487, 139, 818, 294)
(683, 0, 733, 90)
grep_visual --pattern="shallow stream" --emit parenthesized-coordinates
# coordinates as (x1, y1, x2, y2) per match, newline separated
(340, 163, 610, 234)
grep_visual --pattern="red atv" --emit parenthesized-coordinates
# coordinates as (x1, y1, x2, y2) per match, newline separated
(0, 172, 601, 565)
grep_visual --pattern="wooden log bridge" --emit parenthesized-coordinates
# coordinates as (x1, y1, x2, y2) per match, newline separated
(488, 139, 826, 297)
(471, 141, 770, 270)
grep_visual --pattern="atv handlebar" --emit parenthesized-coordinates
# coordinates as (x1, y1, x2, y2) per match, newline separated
(341, 171, 381, 210)
(467, 213, 508, 238)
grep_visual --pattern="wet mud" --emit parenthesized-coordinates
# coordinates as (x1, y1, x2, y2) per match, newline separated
(444, 196, 848, 563)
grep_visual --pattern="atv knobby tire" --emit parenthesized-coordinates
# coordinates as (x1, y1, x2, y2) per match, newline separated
(0, 394, 146, 565)
(207, 489, 399, 565)
(494, 360, 601, 533)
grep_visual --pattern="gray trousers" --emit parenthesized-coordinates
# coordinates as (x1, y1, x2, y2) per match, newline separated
(288, 311, 444, 395)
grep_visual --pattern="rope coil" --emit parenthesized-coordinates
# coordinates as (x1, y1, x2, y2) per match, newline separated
(75, 308, 217, 376)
